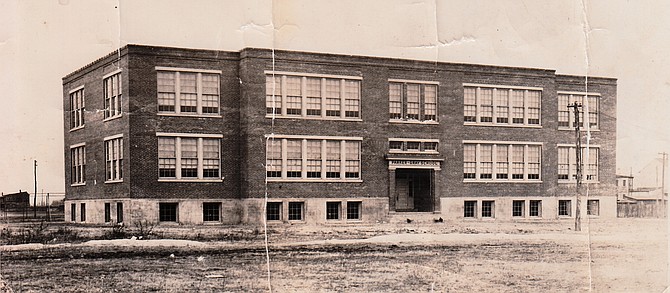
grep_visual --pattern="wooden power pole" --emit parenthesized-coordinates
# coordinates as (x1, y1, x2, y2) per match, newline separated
(34, 160, 37, 218)
(656, 152, 668, 218)
(568, 103, 583, 231)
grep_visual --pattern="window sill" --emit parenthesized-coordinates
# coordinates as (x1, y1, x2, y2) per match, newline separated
(463, 123, 542, 128)
(105, 180, 123, 184)
(158, 113, 222, 118)
(158, 179, 224, 183)
(69, 126, 85, 132)
(463, 180, 542, 184)
(389, 150, 439, 154)
(103, 115, 123, 122)
(70, 183, 86, 187)
(266, 179, 363, 183)
(558, 181, 600, 184)
(265, 115, 362, 122)
(558, 127, 600, 132)
(203, 221, 223, 225)
(389, 119, 439, 125)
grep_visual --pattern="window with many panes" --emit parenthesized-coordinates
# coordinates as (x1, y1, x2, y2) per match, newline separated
(70, 144, 85, 185)
(482, 201, 495, 218)
(156, 68, 221, 115)
(464, 84, 541, 126)
(103, 72, 122, 120)
(529, 200, 542, 217)
(388, 139, 439, 153)
(69, 87, 85, 129)
(266, 73, 361, 119)
(558, 200, 572, 216)
(288, 202, 304, 221)
(203, 202, 221, 222)
(463, 142, 542, 181)
(266, 136, 361, 181)
(159, 203, 178, 222)
(558, 146, 599, 182)
(266, 202, 282, 221)
(347, 202, 362, 220)
(512, 200, 525, 217)
(587, 200, 600, 216)
(558, 92, 599, 129)
(326, 202, 341, 220)
(464, 201, 476, 218)
(388, 80, 438, 122)
(158, 134, 222, 181)
(104, 136, 123, 182)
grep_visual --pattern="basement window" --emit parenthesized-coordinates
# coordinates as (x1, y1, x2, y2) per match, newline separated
(266, 202, 282, 221)
(159, 203, 178, 222)
(326, 202, 341, 220)
(203, 202, 221, 222)
(463, 201, 476, 218)
(346, 202, 362, 220)
(288, 202, 304, 221)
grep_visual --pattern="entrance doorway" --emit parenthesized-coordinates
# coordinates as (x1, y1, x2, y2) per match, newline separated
(394, 169, 433, 212)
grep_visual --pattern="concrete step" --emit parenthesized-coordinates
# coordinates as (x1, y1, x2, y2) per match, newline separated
(387, 212, 444, 224)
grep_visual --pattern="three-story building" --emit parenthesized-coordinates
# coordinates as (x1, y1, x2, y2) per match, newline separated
(63, 45, 617, 225)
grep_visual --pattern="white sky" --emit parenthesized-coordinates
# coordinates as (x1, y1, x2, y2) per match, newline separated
(1, 0, 669, 194)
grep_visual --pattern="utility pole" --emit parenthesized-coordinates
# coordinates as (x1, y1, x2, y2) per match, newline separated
(568, 102, 583, 231)
(34, 160, 38, 218)
(656, 152, 668, 218)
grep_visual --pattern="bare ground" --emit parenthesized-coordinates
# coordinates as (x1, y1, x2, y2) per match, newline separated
(0, 218, 666, 292)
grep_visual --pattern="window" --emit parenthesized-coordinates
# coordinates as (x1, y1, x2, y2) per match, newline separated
(558, 93, 599, 129)
(266, 136, 361, 181)
(388, 139, 439, 153)
(389, 81, 438, 122)
(464, 201, 476, 218)
(266, 202, 282, 221)
(203, 203, 221, 222)
(69, 87, 85, 129)
(587, 200, 600, 216)
(117, 202, 124, 223)
(529, 200, 542, 217)
(558, 146, 599, 182)
(71, 204, 76, 222)
(266, 139, 282, 178)
(558, 200, 571, 216)
(104, 203, 111, 223)
(70, 145, 86, 185)
(463, 142, 542, 181)
(463, 145, 476, 179)
(157, 135, 222, 180)
(157, 69, 221, 115)
(347, 202, 362, 220)
(103, 72, 122, 120)
(326, 202, 341, 220)
(481, 201, 495, 218)
(288, 202, 304, 221)
(512, 200, 525, 217)
(159, 203, 178, 222)
(105, 136, 123, 182)
(80, 203, 86, 222)
(464, 85, 542, 126)
(266, 73, 361, 120)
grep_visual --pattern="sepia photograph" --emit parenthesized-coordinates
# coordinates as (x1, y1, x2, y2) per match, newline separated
(1, 0, 669, 292)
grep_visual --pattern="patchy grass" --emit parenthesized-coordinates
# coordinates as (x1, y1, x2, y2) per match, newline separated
(0, 218, 666, 292)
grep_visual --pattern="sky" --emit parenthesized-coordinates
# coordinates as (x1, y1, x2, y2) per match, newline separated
(1, 0, 669, 194)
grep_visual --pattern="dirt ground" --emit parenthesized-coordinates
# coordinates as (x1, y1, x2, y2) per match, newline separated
(0, 218, 667, 292)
